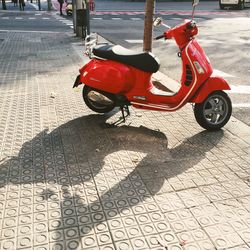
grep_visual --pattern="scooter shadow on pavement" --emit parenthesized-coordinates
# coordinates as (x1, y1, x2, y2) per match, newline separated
(0, 114, 224, 249)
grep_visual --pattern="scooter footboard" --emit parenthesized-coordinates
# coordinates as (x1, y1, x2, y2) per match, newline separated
(75, 59, 134, 94)
(190, 76, 231, 103)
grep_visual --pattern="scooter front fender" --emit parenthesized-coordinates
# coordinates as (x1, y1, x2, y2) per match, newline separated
(190, 76, 231, 103)
(78, 59, 134, 94)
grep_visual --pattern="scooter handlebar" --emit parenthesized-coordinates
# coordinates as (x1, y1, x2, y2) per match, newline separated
(154, 34, 165, 40)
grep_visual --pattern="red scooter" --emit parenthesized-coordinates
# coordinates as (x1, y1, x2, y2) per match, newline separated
(73, 0, 232, 131)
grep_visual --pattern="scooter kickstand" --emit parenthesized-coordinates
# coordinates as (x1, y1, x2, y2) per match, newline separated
(120, 105, 130, 122)
(125, 105, 130, 116)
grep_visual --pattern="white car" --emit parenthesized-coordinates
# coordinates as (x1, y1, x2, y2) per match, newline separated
(219, 0, 250, 9)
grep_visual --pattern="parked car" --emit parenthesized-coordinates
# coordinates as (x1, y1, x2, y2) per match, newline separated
(219, 0, 250, 9)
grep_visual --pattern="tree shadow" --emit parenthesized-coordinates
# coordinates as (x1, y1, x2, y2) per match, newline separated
(0, 114, 224, 249)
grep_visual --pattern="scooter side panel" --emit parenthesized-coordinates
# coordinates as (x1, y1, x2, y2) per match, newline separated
(128, 40, 210, 112)
(171, 40, 214, 105)
(79, 59, 134, 94)
(129, 39, 217, 112)
(180, 40, 213, 94)
(133, 40, 212, 111)
(189, 76, 231, 103)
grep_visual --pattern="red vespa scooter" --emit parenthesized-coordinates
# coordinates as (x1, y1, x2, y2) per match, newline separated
(73, 0, 232, 131)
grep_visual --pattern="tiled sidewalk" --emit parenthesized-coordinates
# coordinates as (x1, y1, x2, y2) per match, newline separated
(0, 27, 250, 250)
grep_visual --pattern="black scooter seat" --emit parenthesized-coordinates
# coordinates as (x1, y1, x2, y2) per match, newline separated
(93, 44, 160, 73)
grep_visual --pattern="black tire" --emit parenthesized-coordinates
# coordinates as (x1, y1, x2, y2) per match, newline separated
(82, 85, 116, 113)
(194, 91, 232, 131)
(237, 0, 244, 9)
(219, 2, 225, 9)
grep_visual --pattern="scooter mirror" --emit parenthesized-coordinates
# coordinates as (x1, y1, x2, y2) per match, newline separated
(153, 17, 162, 27)
(192, 0, 199, 7)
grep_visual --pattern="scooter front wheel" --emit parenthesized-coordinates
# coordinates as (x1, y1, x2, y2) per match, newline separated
(194, 91, 232, 131)
(82, 85, 116, 113)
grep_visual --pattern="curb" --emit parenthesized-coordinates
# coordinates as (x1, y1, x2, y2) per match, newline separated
(225, 117, 250, 145)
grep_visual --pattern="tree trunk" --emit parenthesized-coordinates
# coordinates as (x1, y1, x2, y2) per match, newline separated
(143, 0, 155, 52)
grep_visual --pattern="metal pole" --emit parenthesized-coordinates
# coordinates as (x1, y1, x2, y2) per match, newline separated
(86, 1, 90, 36)
(143, 0, 155, 52)
(75, 0, 83, 37)
(72, 0, 76, 33)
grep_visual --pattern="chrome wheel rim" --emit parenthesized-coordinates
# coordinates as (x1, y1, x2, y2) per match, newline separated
(88, 90, 114, 109)
(203, 94, 229, 125)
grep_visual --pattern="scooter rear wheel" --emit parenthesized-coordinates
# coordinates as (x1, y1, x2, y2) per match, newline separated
(82, 85, 116, 113)
(194, 90, 232, 131)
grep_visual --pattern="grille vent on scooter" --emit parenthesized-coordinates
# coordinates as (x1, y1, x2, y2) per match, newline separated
(185, 65, 193, 86)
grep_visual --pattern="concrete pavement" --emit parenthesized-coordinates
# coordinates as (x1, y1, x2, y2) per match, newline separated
(1, 6, 250, 250)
